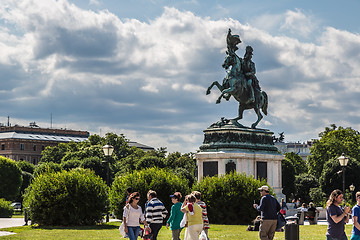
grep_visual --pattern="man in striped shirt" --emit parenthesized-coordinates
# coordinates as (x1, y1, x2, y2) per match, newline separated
(145, 190, 168, 240)
(192, 191, 210, 239)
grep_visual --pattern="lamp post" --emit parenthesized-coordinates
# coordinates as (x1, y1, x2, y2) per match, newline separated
(350, 184, 356, 203)
(338, 153, 349, 201)
(102, 144, 114, 222)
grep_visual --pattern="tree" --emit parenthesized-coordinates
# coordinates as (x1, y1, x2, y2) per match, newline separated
(0, 157, 23, 201)
(319, 158, 360, 196)
(308, 125, 360, 178)
(33, 162, 62, 176)
(285, 152, 307, 175)
(17, 160, 35, 174)
(282, 159, 296, 199)
(41, 143, 68, 163)
(294, 173, 319, 204)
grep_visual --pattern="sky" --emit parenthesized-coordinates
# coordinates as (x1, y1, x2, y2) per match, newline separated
(0, 0, 360, 153)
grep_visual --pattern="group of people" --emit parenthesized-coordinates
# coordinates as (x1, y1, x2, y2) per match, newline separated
(252, 186, 360, 240)
(122, 188, 210, 240)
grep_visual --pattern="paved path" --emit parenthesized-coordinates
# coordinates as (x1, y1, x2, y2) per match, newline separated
(0, 217, 28, 236)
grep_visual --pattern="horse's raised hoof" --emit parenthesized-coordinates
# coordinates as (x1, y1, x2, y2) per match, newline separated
(216, 99, 221, 104)
(206, 89, 211, 95)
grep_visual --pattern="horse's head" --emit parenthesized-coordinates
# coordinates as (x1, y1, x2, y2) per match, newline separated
(222, 52, 241, 72)
(222, 52, 236, 70)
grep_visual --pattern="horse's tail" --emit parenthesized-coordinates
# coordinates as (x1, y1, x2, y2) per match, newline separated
(261, 91, 268, 115)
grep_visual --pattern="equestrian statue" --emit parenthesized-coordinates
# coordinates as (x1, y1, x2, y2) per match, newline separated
(206, 29, 268, 129)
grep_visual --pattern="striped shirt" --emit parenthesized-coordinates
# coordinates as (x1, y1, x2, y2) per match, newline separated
(197, 201, 210, 229)
(145, 198, 168, 224)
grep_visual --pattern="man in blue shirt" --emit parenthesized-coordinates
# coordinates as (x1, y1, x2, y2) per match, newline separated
(351, 191, 360, 240)
(253, 185, 280, 240)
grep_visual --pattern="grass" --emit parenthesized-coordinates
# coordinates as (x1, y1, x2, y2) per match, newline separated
(0, 222, 355, 240)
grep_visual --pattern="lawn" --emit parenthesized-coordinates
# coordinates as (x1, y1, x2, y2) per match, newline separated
(0, 222, 354, 240)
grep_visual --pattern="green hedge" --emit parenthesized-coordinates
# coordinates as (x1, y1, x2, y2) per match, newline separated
(110, 167, 190, 218)
(192, 172, 270, 225)
(23, 168, 108, 226)
(0, 198, 13, 218)
(0, 156, 22, 201)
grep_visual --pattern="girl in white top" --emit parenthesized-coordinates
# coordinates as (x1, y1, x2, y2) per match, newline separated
(123, 192, 149, 240)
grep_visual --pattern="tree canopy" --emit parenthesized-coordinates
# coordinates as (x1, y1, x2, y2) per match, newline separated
(308, 125, 360, 178)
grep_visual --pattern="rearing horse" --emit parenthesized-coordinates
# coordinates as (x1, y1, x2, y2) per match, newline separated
(206, 52, 268, 129)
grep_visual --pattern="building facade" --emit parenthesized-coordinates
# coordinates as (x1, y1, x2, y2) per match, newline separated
(275, 141, 313, 161)
(0, 125, 89, 164)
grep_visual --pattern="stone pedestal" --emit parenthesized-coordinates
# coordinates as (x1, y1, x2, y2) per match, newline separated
(195, 121, 284, 198)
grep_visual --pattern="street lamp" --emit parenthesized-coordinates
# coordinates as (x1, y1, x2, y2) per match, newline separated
(338, 153, 349, 200)
(350, 184, 356, 203)
(102, 144, 114, 222)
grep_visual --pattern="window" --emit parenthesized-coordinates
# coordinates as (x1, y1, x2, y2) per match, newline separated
(226, 160, 236, 174)
(1, 144, 4, 150)
(20, 144, 24, 150)
(203, 161, 218, 177)
(33, 145, 37, 151)
(256, 161, 267, 181)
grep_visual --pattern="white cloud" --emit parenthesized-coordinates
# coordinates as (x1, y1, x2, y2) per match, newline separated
(280, 9, 316, 37)
(0, 1, 360, 152)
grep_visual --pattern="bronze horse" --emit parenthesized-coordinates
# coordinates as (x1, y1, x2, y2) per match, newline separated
(206, 52, 268, 129)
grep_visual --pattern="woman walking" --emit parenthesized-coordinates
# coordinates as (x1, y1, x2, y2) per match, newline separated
(166, 192, 184, 240)
(181, 194, 203, 240)
(123, 192, 149, 240)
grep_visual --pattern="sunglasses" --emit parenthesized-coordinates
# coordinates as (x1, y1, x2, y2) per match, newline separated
(134, 198, 140, 200)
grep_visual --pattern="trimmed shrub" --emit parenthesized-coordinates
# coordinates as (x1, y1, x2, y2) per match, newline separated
(192, 172, 269, 225)
(0, 198, 13, 218)
(110, 167, 190, 218)
(23, 168, 108, 226)
(0, 156, 23, 201)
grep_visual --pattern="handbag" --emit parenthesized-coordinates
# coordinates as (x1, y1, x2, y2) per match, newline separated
(199, 230, 208, 240)
(276, 212, 286, 230)
(119, 222, 127, 237)
(180, 212, 188, 228)
(119, 205, 130, 238)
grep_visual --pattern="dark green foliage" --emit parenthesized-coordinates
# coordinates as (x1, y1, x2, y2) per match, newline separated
(308, 125, 360, 178)
(192, 172, 269, 225)
(15, 171, 34, 203)
(0, 198, 13, 218)
(110, 168, 189, 219)
(282, 159, 296, 199)
(60, 159, 82, 171)
(135, 156, 166, 170)
(17, 160, 35, 174)
(0, 156, 23, 201)
(41, 143, 68, 163)
(319, 158, 360, 196)
(294, 173, 319, 203)
(80, 157, 103, 176)
(285, 152, 307, 175)
(23, 169, 108, 226)
(309, 187, 326, 206)
(33, 162, 62, 176)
